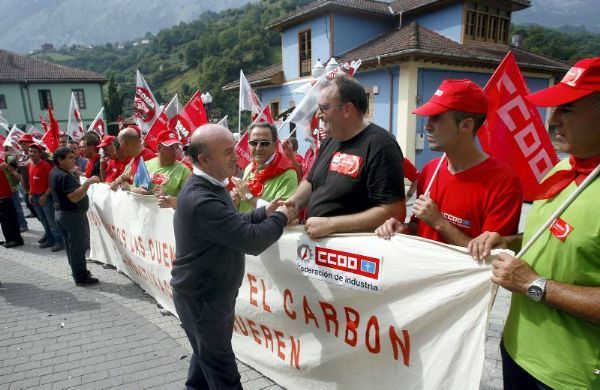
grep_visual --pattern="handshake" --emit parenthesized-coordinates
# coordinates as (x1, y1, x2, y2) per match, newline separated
(266, 198, 299, 225)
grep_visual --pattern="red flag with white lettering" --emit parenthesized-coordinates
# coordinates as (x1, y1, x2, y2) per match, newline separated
(479, 51, 558, 201)
(42, 106, 60, 153)
(235, 105, 275, 170)
(134, 70, 160, 134)
(144, 95, 180, 151)
(176, 91, 209, 144)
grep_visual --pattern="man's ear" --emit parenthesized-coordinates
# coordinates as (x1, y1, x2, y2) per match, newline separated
(458, 117, 475, 135)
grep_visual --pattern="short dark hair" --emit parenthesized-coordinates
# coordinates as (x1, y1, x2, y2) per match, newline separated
(324, 75, 368, 115)
(288, 136, 299, 151)
(188, 137, 209, 167)
(81, 133, 100, 147)
(53, 146, 74, 165)
(248, 122, 278, 142)
(453, 111, 487, 133)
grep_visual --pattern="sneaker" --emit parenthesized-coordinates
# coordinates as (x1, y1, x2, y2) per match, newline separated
(24, 214, 35, 219)
(39, 241, 54, 249)
(51, 243, 64, 252)
(5, 241, 24, 248)
(38, 237, 48, 244)
(75, 277, 99, 286)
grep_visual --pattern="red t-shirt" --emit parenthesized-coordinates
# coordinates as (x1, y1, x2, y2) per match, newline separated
(104, 157, 131, 183)
(415, 157, 523, 243)
(403, 158, 419, 182)
(0, 160, 12, 198)
(28, 160, 53, 195)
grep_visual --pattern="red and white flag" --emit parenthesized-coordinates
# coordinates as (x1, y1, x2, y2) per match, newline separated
(176, 91, 209, 144)
(282, 59, 361, 151)
(235, 105, 275, 170)
(144, 95, 180, 151)
(239, 70, 262, 115)
(42, 106, 60, 153)
(134, 70, 160, 134)
(39, 115, 49, 133)
(27, 126, 44, 136)
(3, 125, 26, 150)
(67, 93, 85, 142)
(478, 51, 559, 201)
(88, 107, 106, 137)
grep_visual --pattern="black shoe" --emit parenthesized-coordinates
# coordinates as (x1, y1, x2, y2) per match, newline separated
(38, 237, 47, 244)
(51, 243, 64, 252)
(25, 214, 35, 219)
(20, 227, 28, 233)
(4, 241, 24, 248)
(75, 277, 99, 286)
(39, 241, 54, 249)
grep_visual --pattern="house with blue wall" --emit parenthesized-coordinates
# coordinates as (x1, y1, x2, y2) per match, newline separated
(0, 49, 106, 131)
(224, 0, 569, 169)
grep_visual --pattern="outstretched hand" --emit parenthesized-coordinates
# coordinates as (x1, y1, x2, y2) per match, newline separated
(467, 231, 508, 261)
(375, 217, 409, 240)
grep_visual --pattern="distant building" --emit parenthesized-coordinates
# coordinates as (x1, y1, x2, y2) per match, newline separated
(0, 49, 106, 131)
(224, 0, 570, 168)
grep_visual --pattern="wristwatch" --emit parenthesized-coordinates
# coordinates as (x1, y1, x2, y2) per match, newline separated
(527, 277, 547, 302)
(244, 192, 254, 201)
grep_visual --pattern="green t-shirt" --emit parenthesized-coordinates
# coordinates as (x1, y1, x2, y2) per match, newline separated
(238, 165, 297, 213)
(144, 158, 191, 197)
(503, 158, 600, 390)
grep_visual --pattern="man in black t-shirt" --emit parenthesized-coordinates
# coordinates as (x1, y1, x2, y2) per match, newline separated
(49, 147, 100, 285)
(286, 75, 406, 238)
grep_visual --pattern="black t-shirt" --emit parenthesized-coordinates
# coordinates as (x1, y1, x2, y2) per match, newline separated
(307, 123, 405, 218)
(50, 167, 89, 213)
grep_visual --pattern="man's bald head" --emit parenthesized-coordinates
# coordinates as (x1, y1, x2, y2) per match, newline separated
(118, 127, 141, 143)
(118, 127, 142, 158)
(189, 124, 233, 165)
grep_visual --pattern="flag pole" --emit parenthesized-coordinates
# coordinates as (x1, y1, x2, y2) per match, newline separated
(424, 154, 446, 196)
(516, 162, 600, 258)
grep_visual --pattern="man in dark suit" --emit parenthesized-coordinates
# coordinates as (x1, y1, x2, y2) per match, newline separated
(171, 124, 295, 389)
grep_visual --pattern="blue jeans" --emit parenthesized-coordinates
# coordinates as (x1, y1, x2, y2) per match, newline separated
(31, 194, 63, 245)
(12, 192, 27, 229)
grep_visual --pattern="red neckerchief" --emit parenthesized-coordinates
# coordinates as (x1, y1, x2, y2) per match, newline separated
(533, 155, 600, 200)
(247, 152, 294, 196)
(85, 153, 100, 178)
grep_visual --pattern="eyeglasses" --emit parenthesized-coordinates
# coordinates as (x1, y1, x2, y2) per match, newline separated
(248, 140, 273, 147)
(317, 103, 344, 112)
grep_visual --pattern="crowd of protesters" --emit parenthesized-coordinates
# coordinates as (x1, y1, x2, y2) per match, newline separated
(0, 56, 598, 390)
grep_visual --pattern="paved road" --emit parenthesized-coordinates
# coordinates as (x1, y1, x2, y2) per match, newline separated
(1, 216, 509, 389)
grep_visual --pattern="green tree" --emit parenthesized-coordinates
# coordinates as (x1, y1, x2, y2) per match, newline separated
(105, 73, 122, 121)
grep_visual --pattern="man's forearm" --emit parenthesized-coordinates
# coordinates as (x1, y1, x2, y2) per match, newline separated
(289, 180, 312, 208)
(543, 282, 600, 324)
(67, 182, 92, 203)
(329, 200, 405, 234)
(431, 218, 472, 247)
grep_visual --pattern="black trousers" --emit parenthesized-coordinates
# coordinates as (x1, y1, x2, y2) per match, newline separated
(0, 197, 23, 244)
(56, 210, 90, 282)
(173, 289, 242, 390)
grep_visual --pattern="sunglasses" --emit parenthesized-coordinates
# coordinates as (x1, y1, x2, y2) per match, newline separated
(248, 140, 273, 147)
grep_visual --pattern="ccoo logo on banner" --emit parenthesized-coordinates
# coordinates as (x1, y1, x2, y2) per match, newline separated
(296, 237, 382, 293)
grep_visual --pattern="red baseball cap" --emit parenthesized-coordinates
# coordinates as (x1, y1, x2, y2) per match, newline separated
(526, 57, 600, 107)
(29, 143, 44, 152)
(157, 130, 181, 147)
(98, 135, 116, 148)
(19, 134, 34, 143)
(413, 79, 488, 116)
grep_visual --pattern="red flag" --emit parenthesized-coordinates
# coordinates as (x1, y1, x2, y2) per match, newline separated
(235, 105, 275, 169)
(42, 106, 60, 153)
(144, 95, 180, 151)
(479, 51, 559, 201)
(179, 91, 209, 142)
(39, 116, 49, 133)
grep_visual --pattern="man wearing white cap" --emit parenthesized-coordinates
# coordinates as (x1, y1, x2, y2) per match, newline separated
(468, 57, 600, 389)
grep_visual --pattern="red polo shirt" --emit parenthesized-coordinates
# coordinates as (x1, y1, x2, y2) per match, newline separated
(28, 160, 53, 195)
(104, 157, 131, 183)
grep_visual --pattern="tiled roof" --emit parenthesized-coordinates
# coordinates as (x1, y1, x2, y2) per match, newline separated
(222, 63, 284, 90)
(0, 50, 106, 83)
(391, 0, 531, 13)
(267, 0, 395, 30)
(338, 23, 569, 73)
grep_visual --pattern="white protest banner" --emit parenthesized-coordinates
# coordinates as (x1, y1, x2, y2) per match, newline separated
(88, 184, 496, 389)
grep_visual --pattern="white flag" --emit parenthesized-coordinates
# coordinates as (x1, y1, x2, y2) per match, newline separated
(3, 125, 26, 150)
(134, 70, 160, 134)
(88, 107, 106, 137)
(27, 126, 44, 136)
(239, 70, 262, 115)
(67, 93, 86, 142)
(280, 59, 362, 150)
(217, 115, 229, 129)
(0, 113, 9, 131)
